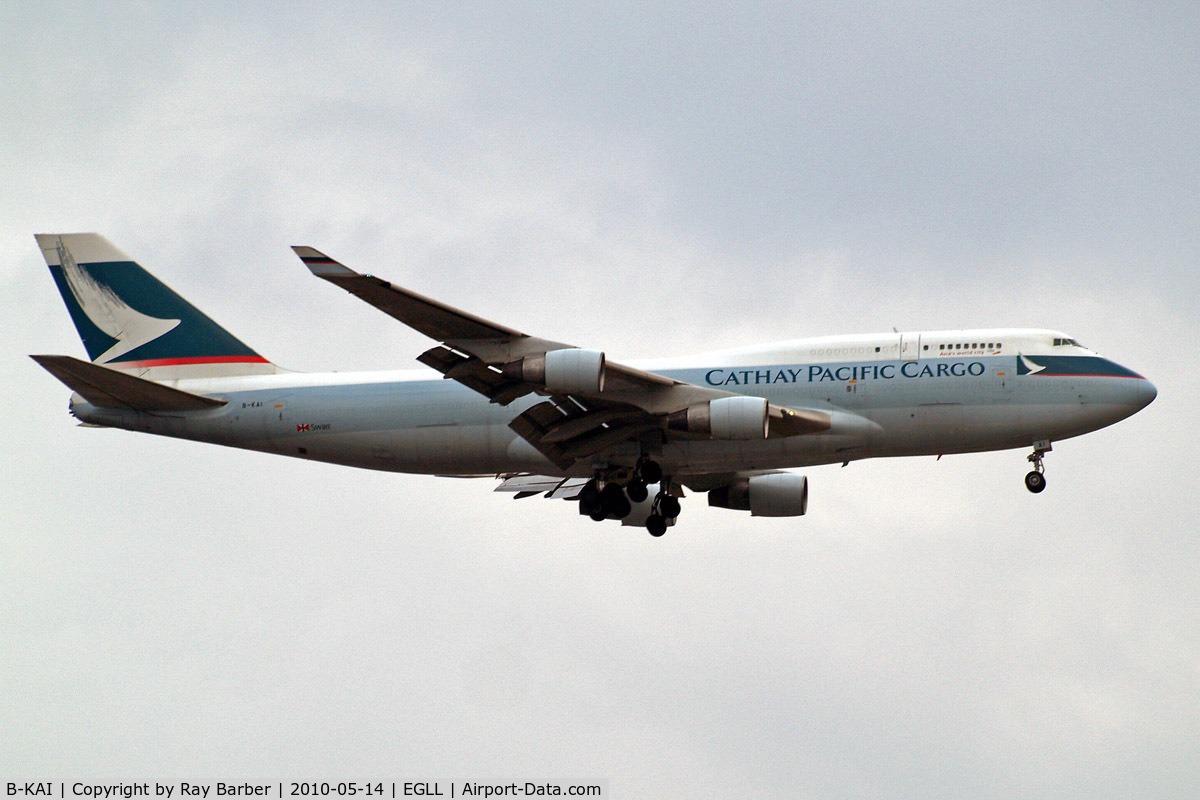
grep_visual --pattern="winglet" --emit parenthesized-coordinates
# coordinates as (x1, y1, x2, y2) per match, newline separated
(292, 246, 356, 277)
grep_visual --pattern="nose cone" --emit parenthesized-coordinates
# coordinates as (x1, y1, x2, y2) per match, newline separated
(1135, 378, 1158, 411)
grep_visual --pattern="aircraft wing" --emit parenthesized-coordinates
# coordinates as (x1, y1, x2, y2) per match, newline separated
(295, 247, 831, 469)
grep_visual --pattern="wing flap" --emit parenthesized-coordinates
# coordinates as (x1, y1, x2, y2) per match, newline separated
(509, 401, 576, 469)
(31, 354, 226, 411)
(495, 474, 588, 500)
(509, 396, 661, 467)
(417, 345, 531, 405)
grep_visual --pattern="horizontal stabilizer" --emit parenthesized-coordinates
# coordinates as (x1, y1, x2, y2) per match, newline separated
(31, 354, 226, 412)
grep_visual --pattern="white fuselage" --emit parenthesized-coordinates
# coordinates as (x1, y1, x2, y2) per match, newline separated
(69, 328, 1156, 481)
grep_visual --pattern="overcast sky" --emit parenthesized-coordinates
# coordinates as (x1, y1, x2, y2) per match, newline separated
(3, 2, 1198, 797)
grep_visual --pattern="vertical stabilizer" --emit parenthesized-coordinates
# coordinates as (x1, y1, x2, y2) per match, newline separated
(37, 233, 285, 380)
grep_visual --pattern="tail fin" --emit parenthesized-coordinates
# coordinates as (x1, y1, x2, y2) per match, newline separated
(36, 233, 284, 379)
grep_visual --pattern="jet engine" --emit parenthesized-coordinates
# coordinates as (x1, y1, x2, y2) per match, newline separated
(708, 473, 808, 516)
(667, 395, 769, 440)
(505, 348, 606, 393)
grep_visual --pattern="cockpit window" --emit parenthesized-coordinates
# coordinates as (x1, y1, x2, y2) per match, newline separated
(1054, 337, 1083, 347)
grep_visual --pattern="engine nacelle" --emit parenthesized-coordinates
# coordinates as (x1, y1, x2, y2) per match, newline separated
(667, 395, 769, 440)
(505, 348, 606, 393)
(708, 473, 808, 517)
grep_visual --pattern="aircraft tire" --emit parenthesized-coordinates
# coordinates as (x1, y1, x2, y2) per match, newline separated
(626, 480, 649, 503)
(1024, 471, 1046, 493)
(659, 495, 681, 519)
(647, 515, 667, 537)
(589, 507, 608, 522)
(640, 460, 663, 484)
(601, 483, 632, 519)
(579, 480, 602, 515)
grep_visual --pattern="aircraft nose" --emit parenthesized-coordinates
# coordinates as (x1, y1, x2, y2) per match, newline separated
(1136, 378, 1158, 410)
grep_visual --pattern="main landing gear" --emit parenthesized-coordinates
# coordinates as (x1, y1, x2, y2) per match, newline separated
(624, 456, 661, 504)
(645, 489, 681, 538)
(1025, 442, 1051, 493)
(577, 458, 681, 536)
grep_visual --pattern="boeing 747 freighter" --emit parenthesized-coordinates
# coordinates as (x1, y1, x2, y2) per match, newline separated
(32, 234, 1156, 535)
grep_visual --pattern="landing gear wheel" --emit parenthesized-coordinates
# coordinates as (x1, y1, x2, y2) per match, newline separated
(658, 495, 681, 519)
(639, 459, 663, 485)
(1025, 443, 1050, 494)
(626, 479, 649, 503)
(578, 480, 602, 517)
(601, 483, 632, 519)
(646, 514, 667, 537)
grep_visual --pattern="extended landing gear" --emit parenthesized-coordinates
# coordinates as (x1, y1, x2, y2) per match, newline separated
(637, 457, 663, 485)
(646, 486, 681, 538)
(625, 457, 661, 504)
(576, 458, 682, 536)
(578, 474, 641, 521)
(579, 479, 631, 520)
(578, 480, 603, 519)
(1025, 442, 1051, 493)
(600, 482, 631, 519)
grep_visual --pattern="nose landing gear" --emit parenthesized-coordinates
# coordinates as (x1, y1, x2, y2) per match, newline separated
(1025, 441, 1051, 493)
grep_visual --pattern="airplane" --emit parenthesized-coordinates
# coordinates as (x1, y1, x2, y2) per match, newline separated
(31, 233, 1157, 536)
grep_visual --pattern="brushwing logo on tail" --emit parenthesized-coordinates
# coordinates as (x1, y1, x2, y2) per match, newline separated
(56, 238, 180, 364)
